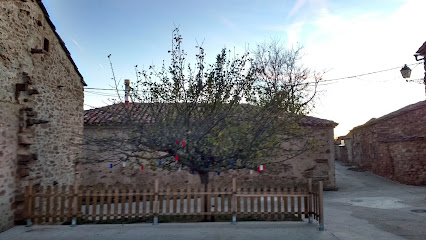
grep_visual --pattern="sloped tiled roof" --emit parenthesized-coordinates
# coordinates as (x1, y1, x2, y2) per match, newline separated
(352, 100, 426, 131)
(84, 103, 153, 126)
(84, 103, 338, 128)
(299, 116, 338, 127)
(416, 41, 426, 56)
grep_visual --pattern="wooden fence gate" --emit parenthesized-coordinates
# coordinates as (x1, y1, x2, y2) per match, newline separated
(24, 178, 324, 230)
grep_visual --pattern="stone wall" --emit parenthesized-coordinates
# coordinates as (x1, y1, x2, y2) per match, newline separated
(334, 137, 348, 164)
(81, 126, 336, 189)
(0, 104, 19, 231)
(334, 145, 348, 164)
(0, 0, 85, 231)
(336, 101, 426, 185)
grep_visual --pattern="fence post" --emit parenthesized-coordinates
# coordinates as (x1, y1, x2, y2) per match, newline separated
(71, 182, 78, 227)
(25, 180, 33, 227)
(318, 181, 324, 231)
(153, 178, 159, 225)
(231, 178, 237, 224)
(308, 178, 313, 223)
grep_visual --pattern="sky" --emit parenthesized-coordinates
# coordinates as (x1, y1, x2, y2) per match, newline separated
(42, 0, 426, 137)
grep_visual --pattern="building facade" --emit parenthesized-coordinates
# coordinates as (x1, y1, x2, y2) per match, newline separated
(336, 101, 426, 185)
(0, 0, 85, 231)
(82, 104, 338, 189)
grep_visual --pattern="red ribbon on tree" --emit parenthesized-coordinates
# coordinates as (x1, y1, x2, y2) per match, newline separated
(176, 140, 180, 144)
(182, 141, 186, 147)
(141, 165, 144, 171)
(175, 156, 179, 161)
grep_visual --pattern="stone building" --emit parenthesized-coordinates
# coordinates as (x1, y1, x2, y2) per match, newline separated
(82, 103, 338, 189)
(0, 0, 86, 232)
(335, 100, 426, 185)
(334, 136, 348, 164)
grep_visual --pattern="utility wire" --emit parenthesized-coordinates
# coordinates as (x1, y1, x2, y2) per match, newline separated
(315, 62, 422, 85)
(322, 62, 423, 82)
(85, 91, 118, 97)
(84, 103, 100, 109)
(84, 62, 424, 91)
(85, 87, 121, 91)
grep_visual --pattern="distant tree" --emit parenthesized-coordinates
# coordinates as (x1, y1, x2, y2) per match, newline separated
(84, 28, 322, 188)
(252, 39, 319, 114)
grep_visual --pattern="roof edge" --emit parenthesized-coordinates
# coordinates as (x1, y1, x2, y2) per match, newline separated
(415, 41, 426, 56)
(350, 100, 426, 132)
(36, 0, 87, 86)
(83, 103, 339, 128)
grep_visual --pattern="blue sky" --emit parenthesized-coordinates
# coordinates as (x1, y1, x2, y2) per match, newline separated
(43, 0, 426, 137)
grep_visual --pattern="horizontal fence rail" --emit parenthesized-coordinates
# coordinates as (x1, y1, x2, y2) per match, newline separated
(24, 178, 324, 230)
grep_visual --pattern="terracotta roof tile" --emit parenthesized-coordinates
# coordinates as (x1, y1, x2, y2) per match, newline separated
(299, 116, 338, 127)
(84, 103, 153, 126)
(416, 41, 426, 56)
(84, 103, 337, 128)
(352, 100, 426, 131)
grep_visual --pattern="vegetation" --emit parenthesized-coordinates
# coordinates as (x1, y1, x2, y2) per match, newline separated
(85, 28, 322, 187)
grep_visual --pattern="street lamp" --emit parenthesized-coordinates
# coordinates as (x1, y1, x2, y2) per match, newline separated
(414, 42, 426, 97)
(402, 42, 426, 97)
(400, 64, 412, 79)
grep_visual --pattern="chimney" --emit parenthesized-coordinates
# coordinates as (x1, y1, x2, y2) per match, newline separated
(124, 79, 130, 106)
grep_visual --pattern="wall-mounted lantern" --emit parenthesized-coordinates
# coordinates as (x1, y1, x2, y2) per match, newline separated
(400, 64, 412, 79)
(414, 41, 426, 97)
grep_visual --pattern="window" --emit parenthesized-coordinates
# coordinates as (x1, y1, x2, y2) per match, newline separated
(43, 38, 49, 52)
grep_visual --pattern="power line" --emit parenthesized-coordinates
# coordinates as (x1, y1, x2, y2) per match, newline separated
(85, 91, 118, 97)
(320, 62, 423, 83)
(83, 62, 424, 91)
(84, 103, 100, 109)
(85, 87, 123, 91)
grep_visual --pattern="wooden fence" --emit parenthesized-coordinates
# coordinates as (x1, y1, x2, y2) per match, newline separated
(24, 178, 324, 230)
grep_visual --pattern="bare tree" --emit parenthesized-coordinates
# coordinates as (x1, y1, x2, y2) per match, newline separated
(84, 28, 322, 188)
(251, 39, 320, 114)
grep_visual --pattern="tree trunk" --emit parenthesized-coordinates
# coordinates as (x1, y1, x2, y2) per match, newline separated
(198, 171, 211, 221)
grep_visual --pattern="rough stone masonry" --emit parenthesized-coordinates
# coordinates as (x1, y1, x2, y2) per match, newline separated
(82, 105, 338, 190)
(0, 0, 85, 232)
(335, 100, 426, 185)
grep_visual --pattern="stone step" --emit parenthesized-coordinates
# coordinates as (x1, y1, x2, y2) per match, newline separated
(18, 132, 33, 145)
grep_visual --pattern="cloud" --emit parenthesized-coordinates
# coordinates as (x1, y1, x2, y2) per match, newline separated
(288, 0, 307, 17)
(260, 25, 287, 32)
(71, 39, 82, 50)
(220, 17, 236, 29)
(293, 0, 426, 136)
(285, 22, 304, 46)
(304, 1, 425, 73)
(288, 0, 327, 18)
(259, 21, 304, 48)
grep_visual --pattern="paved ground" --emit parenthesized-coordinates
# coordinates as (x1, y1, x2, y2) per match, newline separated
(324, 162, 426, 240)
(0, 222, 337, 240)
(1, 162, 425, 240)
